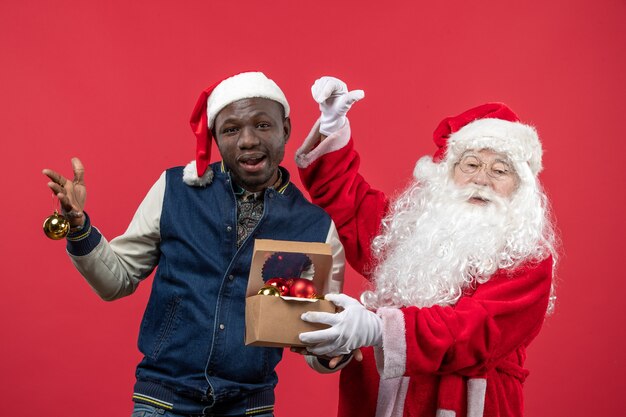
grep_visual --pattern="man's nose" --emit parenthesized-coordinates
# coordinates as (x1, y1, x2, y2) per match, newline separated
(238, 126, 260, 148)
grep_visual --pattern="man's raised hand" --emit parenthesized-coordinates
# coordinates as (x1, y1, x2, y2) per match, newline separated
(42, 157, 87, 228)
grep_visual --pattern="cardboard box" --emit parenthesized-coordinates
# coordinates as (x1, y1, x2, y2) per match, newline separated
(245, 239, 337, 347)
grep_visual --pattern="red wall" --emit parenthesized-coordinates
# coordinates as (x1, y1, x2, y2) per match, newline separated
(1, 1, 625, 415)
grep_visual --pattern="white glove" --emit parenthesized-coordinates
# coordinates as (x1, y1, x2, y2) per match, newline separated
(312, 76, 365, 136)
(299, 293, 382, 357)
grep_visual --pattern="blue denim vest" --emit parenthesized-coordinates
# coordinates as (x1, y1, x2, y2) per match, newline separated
(132, 163, 332, 414)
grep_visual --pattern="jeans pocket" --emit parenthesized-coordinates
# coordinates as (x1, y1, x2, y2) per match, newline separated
(131, 403, 161, 417)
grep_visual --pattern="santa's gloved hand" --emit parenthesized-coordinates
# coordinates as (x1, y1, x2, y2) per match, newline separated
(299, 293, 381, 357)
(312, 76, 364, 136)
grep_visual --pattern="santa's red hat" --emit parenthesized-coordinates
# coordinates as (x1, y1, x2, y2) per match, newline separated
(184, 71, 290, 186)
(430, 102, 542, 177)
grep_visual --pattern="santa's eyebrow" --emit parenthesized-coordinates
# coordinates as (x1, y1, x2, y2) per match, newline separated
(460, 151, 512, 164)
(458, 151, 479, 160)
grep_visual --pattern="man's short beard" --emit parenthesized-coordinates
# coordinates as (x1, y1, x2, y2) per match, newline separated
(362, 157, 556, 310)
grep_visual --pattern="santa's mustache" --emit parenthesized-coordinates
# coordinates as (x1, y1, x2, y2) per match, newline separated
(455, 184, 507, 207)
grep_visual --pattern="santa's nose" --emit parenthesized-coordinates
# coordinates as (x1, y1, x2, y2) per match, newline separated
(470, 168, 492, 187)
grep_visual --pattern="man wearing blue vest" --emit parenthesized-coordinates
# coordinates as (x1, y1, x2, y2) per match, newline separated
(42, 72, 345, 417)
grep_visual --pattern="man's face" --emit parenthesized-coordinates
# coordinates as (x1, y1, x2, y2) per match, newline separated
(452, 148, 519, 204)
(214, 98, 291, 192)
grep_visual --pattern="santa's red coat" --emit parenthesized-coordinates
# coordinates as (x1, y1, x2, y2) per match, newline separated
(296, 123, 553, 417)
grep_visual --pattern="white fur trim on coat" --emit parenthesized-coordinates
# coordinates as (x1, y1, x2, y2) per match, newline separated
(467, 378, 487, 417)
(295, 119, 352, 168)
(375, 376, 410, 417)
(445, 118, 542, 175)
(182, 160, 214, 187)
(207, 72, 289, 128)
(374, 307, 407, 379)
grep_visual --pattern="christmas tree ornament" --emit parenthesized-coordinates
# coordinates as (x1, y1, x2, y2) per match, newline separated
(257, 285, 281, 297)
(288, 278, 317, 299)
(43, 209, 70, 240)
(265, 278, 290, 296)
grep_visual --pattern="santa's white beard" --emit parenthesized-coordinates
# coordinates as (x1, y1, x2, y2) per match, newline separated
(362, 159, 553, 309)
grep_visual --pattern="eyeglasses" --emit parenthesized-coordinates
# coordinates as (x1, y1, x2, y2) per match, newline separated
(456, 155, 514, 180)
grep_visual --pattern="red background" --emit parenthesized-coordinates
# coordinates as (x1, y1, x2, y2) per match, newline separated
(1, 1, 625, 416)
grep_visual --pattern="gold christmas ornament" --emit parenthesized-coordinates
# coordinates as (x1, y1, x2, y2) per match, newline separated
(257, 285, 282, 297)
(43, 210, 70, 240)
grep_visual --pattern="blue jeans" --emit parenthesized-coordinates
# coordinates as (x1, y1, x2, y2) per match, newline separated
(131, 403, 274, 417)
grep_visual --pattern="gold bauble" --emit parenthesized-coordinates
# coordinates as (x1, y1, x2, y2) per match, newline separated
(43, 210, 70, 240)
(257, 285, 281, 297)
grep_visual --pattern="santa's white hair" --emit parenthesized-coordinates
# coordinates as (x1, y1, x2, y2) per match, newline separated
(362, 153, 558, 314)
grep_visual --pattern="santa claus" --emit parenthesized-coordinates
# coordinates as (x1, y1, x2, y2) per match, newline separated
(295, 77, 558, 417)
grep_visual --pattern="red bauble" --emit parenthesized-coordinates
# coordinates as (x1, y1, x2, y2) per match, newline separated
(265, 278, 290, 296)
(288, 278, 318, 298)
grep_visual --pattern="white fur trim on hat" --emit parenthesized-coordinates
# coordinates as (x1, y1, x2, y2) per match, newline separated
(207, 72, 290, 128)
(445, 118, 543, 175)
(183, 160, 214, 187)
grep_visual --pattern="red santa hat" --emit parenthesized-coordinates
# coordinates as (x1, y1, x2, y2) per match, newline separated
(184, 71, 290, 186)
(430, 102, 543, 177)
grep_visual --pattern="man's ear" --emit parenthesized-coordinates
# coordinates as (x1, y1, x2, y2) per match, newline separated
(283, 117, 291, 143)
